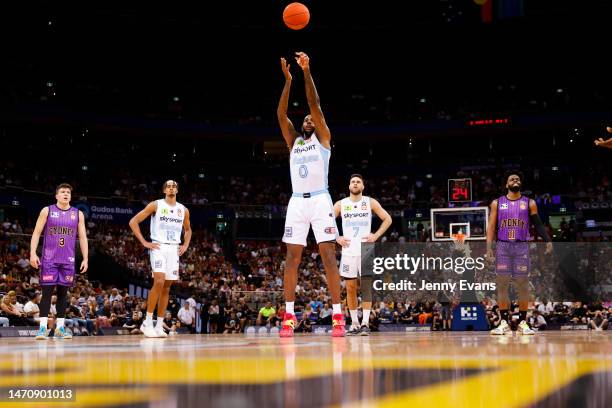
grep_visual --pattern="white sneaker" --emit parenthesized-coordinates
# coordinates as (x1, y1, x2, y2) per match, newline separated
(155, 324, 168, 338)
(141, 320, 158, 338)
(518, 320, 535, 335)
(595, 327, 603, 332)
(490, 320, 511, 335)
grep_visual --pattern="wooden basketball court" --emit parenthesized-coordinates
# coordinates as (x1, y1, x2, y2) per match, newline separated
(0, 332, 610, 407)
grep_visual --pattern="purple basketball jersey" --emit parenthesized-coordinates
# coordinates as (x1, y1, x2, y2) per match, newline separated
(497, 195, 530, 241)
(42, 205, 79, 264)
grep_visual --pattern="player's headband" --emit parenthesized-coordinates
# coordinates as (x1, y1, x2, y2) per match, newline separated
(164, 180, 178, 188)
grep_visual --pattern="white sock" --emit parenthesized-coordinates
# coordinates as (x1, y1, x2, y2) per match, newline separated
(40, 317, 48, 328)
(332, 304, 341, 315)
(57, 318, 65, 328)
(156, 318, 164, 328)
(146, 313, 153, 323)
(286, 302, 294, 315)
(362, 310, 371, 326)
(349, 310, 359, 327)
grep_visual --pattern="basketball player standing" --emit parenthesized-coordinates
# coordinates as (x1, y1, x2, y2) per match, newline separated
(30, 183, 88, 340)
(487, 171, 552, 335)
(129, 180, 192, 338)
(335, 174, 392, 336)
(277, 52, 345, 337)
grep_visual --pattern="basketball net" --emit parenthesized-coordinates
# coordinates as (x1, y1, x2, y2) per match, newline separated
(451, 231, 469, 255)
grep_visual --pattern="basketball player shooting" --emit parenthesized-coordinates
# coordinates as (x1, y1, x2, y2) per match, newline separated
(487, 171, 552, 335)
(30, 183, 89, 340)
(129, 180, 191, 338)
(278, 52, 345, 337)
(334, 174, 392, 336)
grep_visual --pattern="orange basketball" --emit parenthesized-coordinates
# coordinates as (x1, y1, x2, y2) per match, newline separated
(283, 3, 310, 30)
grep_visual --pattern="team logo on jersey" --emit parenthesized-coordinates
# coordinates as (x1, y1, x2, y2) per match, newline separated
(68, 257, 75, 263)
(324, 227, 336, 234)
(50, 211, 60, 218)
(500, 203, 508, 210)
(342, 264, 350, 273)
(161, 208, 169, 215)
(42, 274, 55, 282)
(177, 209, 182, 217)
(284, 227, 293, 238)
(361, 201, 367, 210)
(70, 212, 76, 220)
(172, 270, 178, 276)
(520, 201, 527, 210)
(65, 275, 74, 283)
(155, 260, 163, 269)
(343, 205, 352, 212)
(296, 138, 305, 146)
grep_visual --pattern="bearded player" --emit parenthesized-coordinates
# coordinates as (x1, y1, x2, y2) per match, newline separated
(129, 180, 192, 338)
(487, 171, 552, 335)
(335, 174, 392, 336)
(277, 52, 345, 337)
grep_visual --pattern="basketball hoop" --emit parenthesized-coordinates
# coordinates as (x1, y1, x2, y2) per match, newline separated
(451, 231, 466, 244)
(451, 231, 469, 255)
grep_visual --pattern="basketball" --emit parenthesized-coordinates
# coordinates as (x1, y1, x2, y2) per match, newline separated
(283, 2, 310, 30)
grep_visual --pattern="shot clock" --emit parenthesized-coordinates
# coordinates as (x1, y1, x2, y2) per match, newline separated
(448, 178, 472, 203)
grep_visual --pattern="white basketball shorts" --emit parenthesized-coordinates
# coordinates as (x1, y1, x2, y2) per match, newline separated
(340, 254, 361, 279)
(282, 193, 338, 246)
(150, 243, 180, 281)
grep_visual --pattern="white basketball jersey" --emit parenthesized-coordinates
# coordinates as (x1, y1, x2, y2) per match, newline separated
(150, 199, 185, 244)
(340, 196, 372, 256)
(289, 134, 330, 194)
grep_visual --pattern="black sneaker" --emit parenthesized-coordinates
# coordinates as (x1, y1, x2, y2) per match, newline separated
(359, 326, 371, 336)
(346, 326, 361, 336)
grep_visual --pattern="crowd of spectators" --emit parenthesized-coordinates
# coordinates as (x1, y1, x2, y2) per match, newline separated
(2, 158, 610, 210)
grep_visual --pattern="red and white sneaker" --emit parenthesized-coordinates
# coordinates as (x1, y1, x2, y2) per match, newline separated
(280, 313, 297, 338)
(331, 314, 346, 337)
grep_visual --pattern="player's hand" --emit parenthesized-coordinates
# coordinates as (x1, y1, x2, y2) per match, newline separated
(363, 233, 378, 243)
(486, 248, 495, 262)
(545, 242, 553, 255)
(336, 236, 351, 248)
(594, 137, 612, 149)
(80, 259, 88, 273)
(178, 244, 189, 256)
(295, 52, 310, 70)
(280, 58, 292, 81)
(143, 241, 160, 250)
(30, 254, 40, 269)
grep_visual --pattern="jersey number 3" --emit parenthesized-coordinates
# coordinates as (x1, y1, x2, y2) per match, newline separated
(59, 237, 65, 247)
